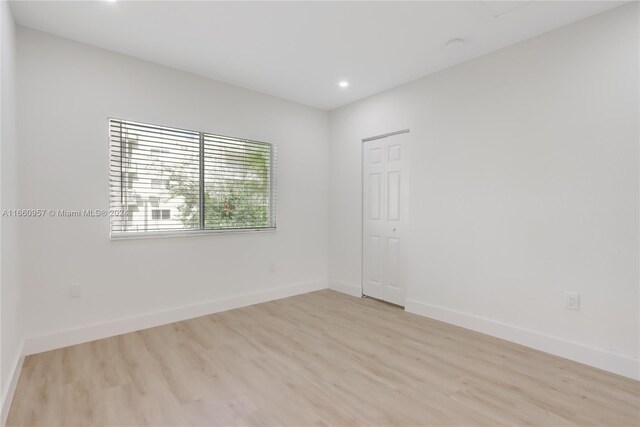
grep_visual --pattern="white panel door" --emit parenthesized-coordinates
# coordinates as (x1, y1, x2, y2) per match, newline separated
(363, 133, 408, 306)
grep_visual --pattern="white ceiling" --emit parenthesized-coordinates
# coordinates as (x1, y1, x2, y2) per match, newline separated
(11, 1, 626, 110)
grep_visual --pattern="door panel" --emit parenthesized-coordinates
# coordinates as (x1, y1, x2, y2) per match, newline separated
(387, 237, 400, 287)
(362, 133, 408, 306)
(363, 139, 385, 300)
(370, 147, 382, 164)
(388, 144, 401, 162)
(387, 171, 401, 222)
(364, 236, 383, 298)
(369, 173, 381, 220)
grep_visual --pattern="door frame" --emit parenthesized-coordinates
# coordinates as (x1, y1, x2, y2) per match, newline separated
(361, 129, 410, 302)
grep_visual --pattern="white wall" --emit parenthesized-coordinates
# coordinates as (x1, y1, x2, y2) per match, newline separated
(329, 3, 639, 378)
(1, 0, 22, 417)
(16, 27, 329, 344)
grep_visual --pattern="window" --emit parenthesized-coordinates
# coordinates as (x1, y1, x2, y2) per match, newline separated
(151, 209, 171, 220)
(109, 119, 276, 237)
(150, 148, 163, 161)
(151, 179, 168, 190)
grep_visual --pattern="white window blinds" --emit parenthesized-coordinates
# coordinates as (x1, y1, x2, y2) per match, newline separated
(109, 119, 276, 237)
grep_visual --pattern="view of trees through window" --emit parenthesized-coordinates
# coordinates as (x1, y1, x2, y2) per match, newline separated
(109, 119, 276, 236)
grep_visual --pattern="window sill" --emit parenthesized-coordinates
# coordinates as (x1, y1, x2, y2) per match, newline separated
(110, 227, 276, 240)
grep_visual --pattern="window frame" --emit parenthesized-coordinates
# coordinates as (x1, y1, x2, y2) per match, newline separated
(108, 118, 277, 239)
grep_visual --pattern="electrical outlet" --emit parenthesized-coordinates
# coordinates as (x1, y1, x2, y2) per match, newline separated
(565, 292, 580, 310)
(69, 284, 83, 298)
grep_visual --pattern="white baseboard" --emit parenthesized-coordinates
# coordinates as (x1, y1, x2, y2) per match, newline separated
(23, 280, 328, 356)
(405, 299, 640, 381)
(1, 341, 24, 427)
(329, 280, 362, 298)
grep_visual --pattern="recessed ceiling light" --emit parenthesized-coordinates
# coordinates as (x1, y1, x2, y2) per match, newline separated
(338, 81, 349, 88)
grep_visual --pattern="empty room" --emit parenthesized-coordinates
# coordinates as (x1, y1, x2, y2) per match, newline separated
(0, 1, 638, 426)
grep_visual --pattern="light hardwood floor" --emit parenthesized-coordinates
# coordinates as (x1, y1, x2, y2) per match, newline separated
(7, 290, 640, 426)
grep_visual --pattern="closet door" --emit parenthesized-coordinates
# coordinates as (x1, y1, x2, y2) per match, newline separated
(363, 132, 407, 306)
